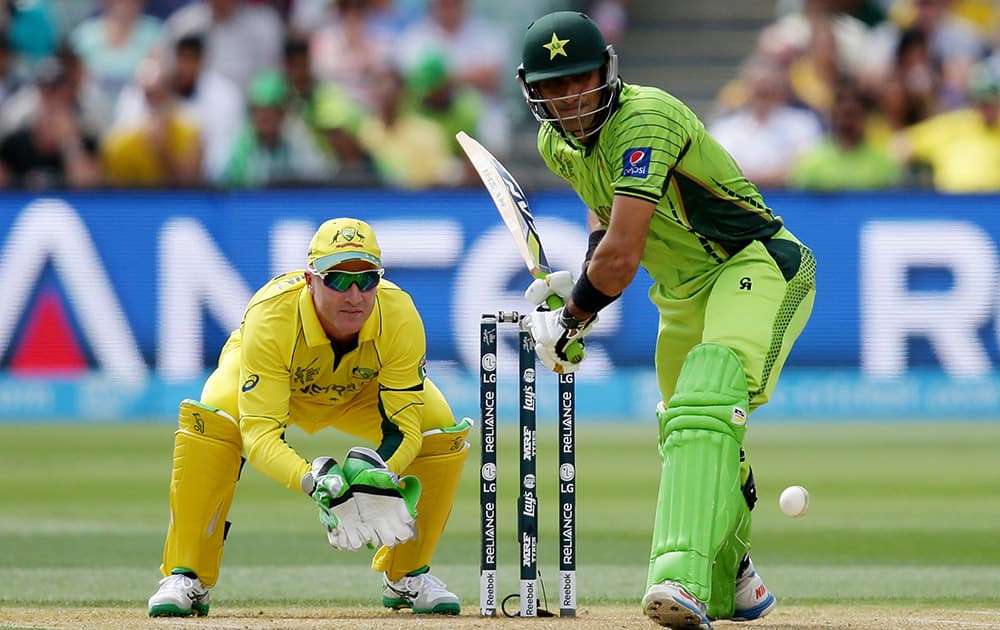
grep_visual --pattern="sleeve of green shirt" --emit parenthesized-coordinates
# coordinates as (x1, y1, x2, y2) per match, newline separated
(604, 87, 694, 202)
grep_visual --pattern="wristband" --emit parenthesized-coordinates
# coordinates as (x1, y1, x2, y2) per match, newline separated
(560, 308, 590, 330)
(571, 268, 619, 315)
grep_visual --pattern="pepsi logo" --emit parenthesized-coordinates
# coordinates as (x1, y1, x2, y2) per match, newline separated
(621, 147, 652, 179)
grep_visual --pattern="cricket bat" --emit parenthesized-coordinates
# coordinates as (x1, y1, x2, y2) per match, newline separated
(456, 131, 583, 363)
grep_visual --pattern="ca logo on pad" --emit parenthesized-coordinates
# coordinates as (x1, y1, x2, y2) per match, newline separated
(622, 147, 651, 178)
(731, 406, 747, 425)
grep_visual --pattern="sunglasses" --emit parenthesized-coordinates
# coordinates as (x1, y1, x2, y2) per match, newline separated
(311, 268, 384, 292)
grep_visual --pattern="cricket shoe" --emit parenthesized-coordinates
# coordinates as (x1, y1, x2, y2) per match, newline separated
(732, 556, 776, 621)
(382, 567, 460, 614)
(148, 572, 210, 617)
(642, 580, 712, 629)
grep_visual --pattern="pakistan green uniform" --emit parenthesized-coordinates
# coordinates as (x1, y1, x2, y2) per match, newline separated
(537, 81, 816, 617)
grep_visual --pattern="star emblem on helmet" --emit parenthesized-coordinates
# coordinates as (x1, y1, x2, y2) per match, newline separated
(543, 32, 570, 60)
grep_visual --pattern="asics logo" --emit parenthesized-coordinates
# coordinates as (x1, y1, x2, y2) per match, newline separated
(388, 584, 418, 599)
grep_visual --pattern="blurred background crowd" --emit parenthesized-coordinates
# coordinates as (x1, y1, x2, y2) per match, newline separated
(0, 0, 997, 192)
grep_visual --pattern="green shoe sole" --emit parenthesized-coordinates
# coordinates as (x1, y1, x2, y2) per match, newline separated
(415, 602, 460, 615)
(148, 603, 209, 617)
(381, 596, 460, 615)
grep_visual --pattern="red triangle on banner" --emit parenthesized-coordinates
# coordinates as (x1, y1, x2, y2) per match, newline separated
(9, 288, 88, 375)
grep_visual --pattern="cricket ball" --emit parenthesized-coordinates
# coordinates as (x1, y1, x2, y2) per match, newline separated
(779, 485, 810, 517)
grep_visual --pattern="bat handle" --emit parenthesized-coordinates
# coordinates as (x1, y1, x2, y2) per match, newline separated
(544, 295, 585, 364)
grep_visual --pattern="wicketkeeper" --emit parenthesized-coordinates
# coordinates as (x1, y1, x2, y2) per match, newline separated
(147, 217, 470, 617)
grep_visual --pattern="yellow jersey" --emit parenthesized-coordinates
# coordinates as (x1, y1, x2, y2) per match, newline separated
(232, 271, 428, 490)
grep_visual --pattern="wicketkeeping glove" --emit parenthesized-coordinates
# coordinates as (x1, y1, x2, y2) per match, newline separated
(342, 447, 422, 548)
(524, 307, 598, 374)
(305, 456, 374, 551)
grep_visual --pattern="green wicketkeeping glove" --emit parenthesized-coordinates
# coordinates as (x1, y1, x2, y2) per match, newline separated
(304, 456, 373, 551)
(342, 447, 422, 548)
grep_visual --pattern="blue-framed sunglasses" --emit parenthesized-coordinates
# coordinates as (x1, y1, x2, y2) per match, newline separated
(310, 267, 384, 292)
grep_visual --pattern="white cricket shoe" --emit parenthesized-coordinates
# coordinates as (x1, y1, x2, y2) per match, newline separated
(732, 556, 776, 621)
(381, 569, 460, 614)
(147, 573, 210, 617)
(643, 580, 712, 629)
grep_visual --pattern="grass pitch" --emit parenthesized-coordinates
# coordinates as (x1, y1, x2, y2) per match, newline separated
(1, 421, 998, 624)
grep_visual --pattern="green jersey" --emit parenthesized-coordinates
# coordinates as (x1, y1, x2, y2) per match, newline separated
(538, 83, 785, 293)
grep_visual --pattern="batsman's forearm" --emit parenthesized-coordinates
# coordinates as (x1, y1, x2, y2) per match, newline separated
(584, 243, 639, 298)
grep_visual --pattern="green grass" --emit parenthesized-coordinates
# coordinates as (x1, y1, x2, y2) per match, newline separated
(2, 422, 999, 609)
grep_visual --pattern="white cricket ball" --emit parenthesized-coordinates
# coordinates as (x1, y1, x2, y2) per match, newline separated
(779, 485, 810, 517)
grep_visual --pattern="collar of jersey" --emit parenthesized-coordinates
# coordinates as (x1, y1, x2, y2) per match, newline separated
(299, 285, 381, 348)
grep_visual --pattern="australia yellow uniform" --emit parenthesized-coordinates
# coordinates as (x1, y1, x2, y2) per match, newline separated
(159, 268, 468, 589)
(205, 271, 451, 489)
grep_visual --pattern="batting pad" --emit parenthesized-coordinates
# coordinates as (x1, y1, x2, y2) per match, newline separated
(373, 417, 472, 581)
(161, 399, 242, 589)
(647, 343, 751, 617)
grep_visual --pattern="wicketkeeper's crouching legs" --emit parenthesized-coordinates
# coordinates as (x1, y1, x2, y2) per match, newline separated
(150, 399, 243, 617)
(374, 418, 471, 613)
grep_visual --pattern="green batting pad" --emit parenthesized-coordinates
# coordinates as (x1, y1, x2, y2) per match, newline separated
(648, 343, 751, 616)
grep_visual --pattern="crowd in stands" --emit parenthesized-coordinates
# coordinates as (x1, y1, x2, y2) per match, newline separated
(3, 0, 994, 193)
(709, 0, 1000, 192)
(0, 0, 593, 191)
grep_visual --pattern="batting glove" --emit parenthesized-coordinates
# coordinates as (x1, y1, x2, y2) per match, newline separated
(524, 307, 597, 374)
(304, 456, 374, 551)
(342, 447, 422, 548)
(524, 270, 575, 310)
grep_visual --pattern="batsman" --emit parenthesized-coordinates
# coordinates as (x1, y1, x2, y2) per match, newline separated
(517, 12, 816, 630)
(147, 217, 470, 617)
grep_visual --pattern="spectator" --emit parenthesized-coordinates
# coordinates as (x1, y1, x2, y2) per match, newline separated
(709, 54, 824, 188)
(309, 0, 393, 110)
(404, 51, 481, 181)
(789, 78, 903, 190)
(101, 56, 203, 186)
(0, 59, 102, 190)
(1, 0, 59, 71)
(395, 0, 510, 155)
(0, 38, 27, 106)
(160, 0, 284, 91)
(357, 66, 459, 189)
(756, 0, 874, 117)
(949, 0, 1000, 42)
(0, 44, 112, 140)
(219, 70, 331, 187)
(69, 0, 164, 107)
(864, 0, 988, 110)
(776, 0, 888, 28)
(114, 33, 246, 181)
(283, 35, 372, 181)
(892, 61, 1000, 192)
(872, 27, 944, 142)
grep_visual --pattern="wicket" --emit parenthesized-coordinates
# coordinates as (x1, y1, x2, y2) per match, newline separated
(479, 311, 576, 618)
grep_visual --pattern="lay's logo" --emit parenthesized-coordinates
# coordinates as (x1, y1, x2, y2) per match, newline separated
(622, 147, 651, 178)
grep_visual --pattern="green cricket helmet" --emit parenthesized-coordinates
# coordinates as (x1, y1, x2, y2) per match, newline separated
(517, 11, 619, 140)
